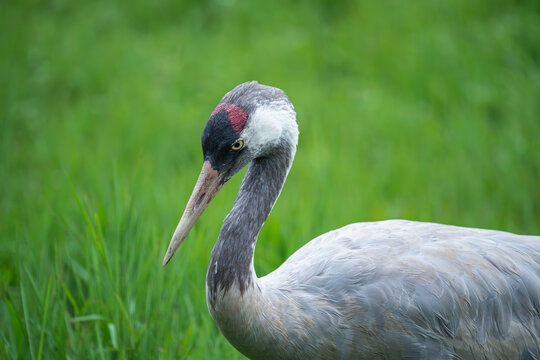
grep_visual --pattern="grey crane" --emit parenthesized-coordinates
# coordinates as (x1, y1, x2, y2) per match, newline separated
(162, 81, 540, 359)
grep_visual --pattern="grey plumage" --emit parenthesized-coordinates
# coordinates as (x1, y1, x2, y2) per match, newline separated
(219, 81, 289, 116)
(253, 220, 540, 359)
(207, 140, 293, 301)
(164, 81, 540, 360)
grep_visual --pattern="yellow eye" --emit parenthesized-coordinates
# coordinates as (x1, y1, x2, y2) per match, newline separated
(231, 139, 245, 151)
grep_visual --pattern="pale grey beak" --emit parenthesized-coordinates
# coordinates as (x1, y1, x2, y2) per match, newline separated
(162, 161, 224, 266)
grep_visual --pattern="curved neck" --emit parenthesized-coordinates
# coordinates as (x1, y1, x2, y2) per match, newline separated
(207, 141, 294, 305)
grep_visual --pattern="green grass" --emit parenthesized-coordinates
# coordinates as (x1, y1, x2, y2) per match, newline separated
(1, 0, 539, 358)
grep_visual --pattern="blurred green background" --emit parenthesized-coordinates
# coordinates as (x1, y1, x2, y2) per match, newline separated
(1, 0, 539, 358)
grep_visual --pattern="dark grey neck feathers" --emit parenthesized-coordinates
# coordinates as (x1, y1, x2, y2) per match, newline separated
(207, 141, 293, 305)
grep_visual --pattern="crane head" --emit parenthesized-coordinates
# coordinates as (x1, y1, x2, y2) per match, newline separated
(162, 81, 297, 266)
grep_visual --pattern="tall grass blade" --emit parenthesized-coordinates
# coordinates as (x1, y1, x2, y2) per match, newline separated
(37, 276, 52, 360)
(20, 277, 36, 360)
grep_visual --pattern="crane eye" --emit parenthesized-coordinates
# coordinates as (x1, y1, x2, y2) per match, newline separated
(231, 139, 245, 151)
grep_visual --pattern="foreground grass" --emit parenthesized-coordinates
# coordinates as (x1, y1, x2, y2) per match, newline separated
(1, 0, 539, 358)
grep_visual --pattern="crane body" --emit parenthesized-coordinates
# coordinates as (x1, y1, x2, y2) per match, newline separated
(209, 220, 539, 359)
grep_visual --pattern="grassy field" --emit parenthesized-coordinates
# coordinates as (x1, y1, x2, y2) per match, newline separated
(1, 0, 539, 358)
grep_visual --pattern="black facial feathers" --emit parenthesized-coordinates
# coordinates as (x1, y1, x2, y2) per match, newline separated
(201, 106, 244, 177)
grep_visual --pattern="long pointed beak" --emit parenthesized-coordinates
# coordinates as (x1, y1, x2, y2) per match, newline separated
(162, 161, 224, 266)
